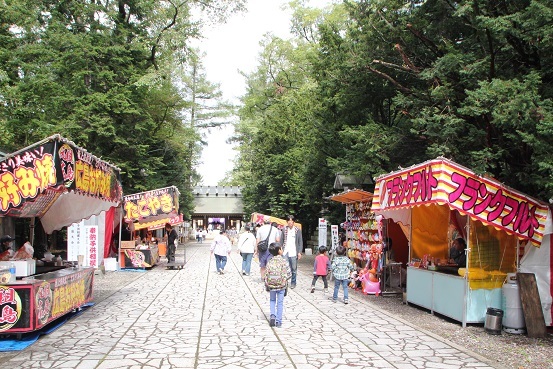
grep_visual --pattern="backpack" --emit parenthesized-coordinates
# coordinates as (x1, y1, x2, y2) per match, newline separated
(257, 225, 273, 253)
(265, 257, 288, 290)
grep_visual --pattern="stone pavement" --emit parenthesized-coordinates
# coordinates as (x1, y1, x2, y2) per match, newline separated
(0, 241, 505, 369)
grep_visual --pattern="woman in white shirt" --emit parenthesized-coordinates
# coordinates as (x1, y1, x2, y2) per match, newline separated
(210, 231, 232, 274)
(237, 225, 256, 276)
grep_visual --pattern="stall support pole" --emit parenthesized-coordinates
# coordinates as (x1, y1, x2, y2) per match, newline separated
(29, 217, 35, 246)
(462, 215, 470, 328)
(117, 208, 123, 265)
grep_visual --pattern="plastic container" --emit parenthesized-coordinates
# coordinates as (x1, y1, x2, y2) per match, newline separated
(502, 273, 526, 334)
(484, 308, 503, 335)
(9, 262, 16, 283)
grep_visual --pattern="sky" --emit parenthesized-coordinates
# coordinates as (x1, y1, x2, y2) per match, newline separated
(196, 0, 332, 185)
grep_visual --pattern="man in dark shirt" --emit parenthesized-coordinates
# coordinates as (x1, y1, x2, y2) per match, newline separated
(165, 223, 178, 264)
(450, 238, 467, 266)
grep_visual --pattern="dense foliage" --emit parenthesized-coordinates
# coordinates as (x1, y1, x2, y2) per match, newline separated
(0, 0, 243, 218)
(231, 0, 553, 234)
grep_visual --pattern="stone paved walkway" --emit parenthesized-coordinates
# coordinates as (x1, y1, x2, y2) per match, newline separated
(0, 241, 505, 369)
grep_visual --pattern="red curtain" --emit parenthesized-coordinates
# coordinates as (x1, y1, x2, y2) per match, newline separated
(104, 207, 116, 258)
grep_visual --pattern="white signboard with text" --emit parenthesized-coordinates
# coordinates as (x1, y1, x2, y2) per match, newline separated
(318, 218, 327, 249)
(68, 222, 99, 268)
(68, 222, 86, 262)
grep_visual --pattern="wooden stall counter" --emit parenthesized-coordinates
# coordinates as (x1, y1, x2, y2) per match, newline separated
(0, 267, 94, 335)
(406, 267, 502, 327)
(120, 244, 159, 269)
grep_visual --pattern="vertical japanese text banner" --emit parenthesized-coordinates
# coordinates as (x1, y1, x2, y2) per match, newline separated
(85, 226, 99, 268)
(331, 225, 339, 252)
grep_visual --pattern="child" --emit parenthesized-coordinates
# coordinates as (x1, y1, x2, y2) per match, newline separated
(331, 245, 355, 304)
(311, 246, 331, 293)
(264, 242, 291, 327)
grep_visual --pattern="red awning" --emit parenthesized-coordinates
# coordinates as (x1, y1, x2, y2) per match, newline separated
(329, 189, 373, 204)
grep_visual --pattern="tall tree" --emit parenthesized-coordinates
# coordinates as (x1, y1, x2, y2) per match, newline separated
(0, 0, 246, 219)
(231, 0, 553, 238)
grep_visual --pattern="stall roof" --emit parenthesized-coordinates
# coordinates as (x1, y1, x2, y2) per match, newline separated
(250, 213, 302, 230)
(0, 134, 122, 233)
(133, 214, 183, 231)
(124, 186, 181, 230)
(329, 189, 373, 204)
(372, 156, 551, 247)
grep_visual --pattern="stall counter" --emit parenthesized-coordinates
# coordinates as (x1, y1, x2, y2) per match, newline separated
(406, 267, 502, 327)
(0, 267, 94, 335)
(120, 244, 159, 269)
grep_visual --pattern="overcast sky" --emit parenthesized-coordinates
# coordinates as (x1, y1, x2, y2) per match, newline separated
(196, 0, 331, 185)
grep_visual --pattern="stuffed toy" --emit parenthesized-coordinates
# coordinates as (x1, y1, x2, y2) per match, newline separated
(359, 267, 381, 295)
(368, 268, 379, 282)
(349, 269, 359, 289)
(368, 243, 382, 272)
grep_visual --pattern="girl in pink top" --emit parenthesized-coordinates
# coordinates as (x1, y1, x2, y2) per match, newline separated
(311, 246, 331, 293)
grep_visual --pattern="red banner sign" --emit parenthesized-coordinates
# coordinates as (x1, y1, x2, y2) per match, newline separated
(372, 158, 549, 247)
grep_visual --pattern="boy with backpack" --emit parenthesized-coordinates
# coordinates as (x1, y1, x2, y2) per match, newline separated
(264, 242, 291, 327)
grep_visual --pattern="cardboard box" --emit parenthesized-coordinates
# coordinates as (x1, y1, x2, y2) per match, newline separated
(0, 260, 36, 277)
(104, 257, 117, 271)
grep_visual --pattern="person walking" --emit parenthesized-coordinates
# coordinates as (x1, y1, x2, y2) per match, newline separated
(210, 230, 231, 274)
(264, 242, 291, 328)
(281, 215, 303, 289)
(164, 223, 178, 264)
(195, 228, 201, 243)
(255, 216, 280, 280)
(311, 246, 331, 293)
(237, 225, 256, 276)
(331, 245, 354, 304)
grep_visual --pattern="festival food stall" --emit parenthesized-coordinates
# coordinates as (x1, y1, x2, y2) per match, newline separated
(120, 186, 181, 268)
(372, 157, 551, 327)
(329, 189, 405, 295)
(0, 134, 122, 335)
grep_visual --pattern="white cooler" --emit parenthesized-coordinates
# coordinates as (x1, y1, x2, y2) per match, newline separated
(0, 260, 36, 277)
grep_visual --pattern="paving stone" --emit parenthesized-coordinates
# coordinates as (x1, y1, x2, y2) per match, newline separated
(0, 242, 505, 369)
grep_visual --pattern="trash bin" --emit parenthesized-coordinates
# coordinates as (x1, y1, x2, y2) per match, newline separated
(485, 307, 503, 335)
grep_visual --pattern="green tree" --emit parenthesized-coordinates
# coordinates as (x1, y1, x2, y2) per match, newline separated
(0, 0, 245, 219)
(232, 0, 553, 238)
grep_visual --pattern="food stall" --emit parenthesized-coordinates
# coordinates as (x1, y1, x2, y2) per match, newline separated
(120, 186, 181, 268)
(329, 190, 376, 266)
(329, 189, 406, 295)
(0, 134, 122, 335)
(372, 157, 551, 326)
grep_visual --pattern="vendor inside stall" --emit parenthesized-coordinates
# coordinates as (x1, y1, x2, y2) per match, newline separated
(449, 237, 467, 266)
(0, 236, 15, 259)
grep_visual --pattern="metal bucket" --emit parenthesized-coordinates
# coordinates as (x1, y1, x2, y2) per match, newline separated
(484, 308, 503, 335)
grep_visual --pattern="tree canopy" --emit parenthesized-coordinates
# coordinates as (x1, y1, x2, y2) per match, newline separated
(0, 0, 243, 218)
(231, 0, 553, 232)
